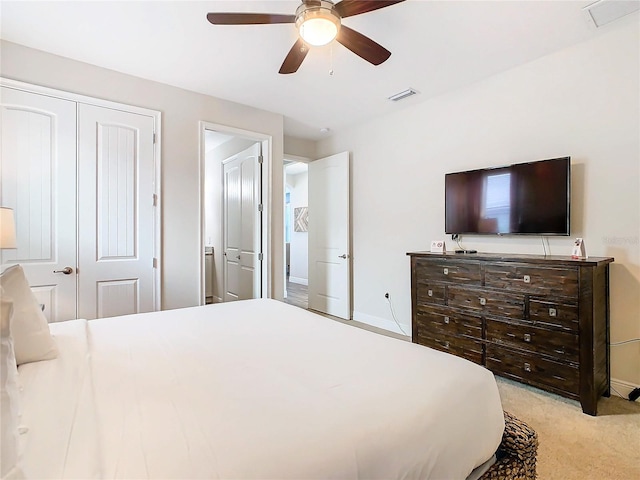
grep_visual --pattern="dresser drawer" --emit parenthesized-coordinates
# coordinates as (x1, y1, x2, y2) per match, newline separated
(486, 345, 579, 397)
(529, 299, 579, 332)
(486, 318, 579, 363)
(416, 282, 446, 306)
(416, 328, 484, 365)
(415, 259, 481, 284)
(484, 263, 578, 297)
(416, 307, 482, 340)
(448, 286, 525, 319)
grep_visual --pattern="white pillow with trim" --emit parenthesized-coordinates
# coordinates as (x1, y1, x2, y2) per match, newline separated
(0, 265, 57, 365)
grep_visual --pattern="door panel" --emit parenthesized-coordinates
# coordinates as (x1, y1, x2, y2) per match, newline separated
(0, 87, 77, 322)
(308, 151, 350, 319)
(78, 104, 155, 319)
(223, 143, 261, 302)
(96, 279, 139, 318)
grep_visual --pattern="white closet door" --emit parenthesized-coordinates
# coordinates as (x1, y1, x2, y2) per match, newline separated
(222, 143, 261, 302)
(0, 87, 77, 322)
(77, 104, 156, 319)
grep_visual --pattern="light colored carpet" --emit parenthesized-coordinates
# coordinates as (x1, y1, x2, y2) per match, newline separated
(496, 377, 640, 480)
(317, 308, 639, 479)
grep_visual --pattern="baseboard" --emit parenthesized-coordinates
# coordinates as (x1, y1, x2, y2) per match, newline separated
(352, 310, 411, 337)
(288, 276, 308, 286)
(611, 378, 640, 401)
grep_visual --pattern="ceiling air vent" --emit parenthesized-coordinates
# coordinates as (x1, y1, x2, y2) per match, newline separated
(583, 0, 639, 28)
(388, 88, 419, 102)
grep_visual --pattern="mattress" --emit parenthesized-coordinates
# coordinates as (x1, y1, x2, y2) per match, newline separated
(17, 299, 505, 479)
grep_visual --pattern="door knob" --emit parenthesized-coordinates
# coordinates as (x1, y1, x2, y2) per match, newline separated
(53, 267, 73, 275)
(338, 254, 348, 259)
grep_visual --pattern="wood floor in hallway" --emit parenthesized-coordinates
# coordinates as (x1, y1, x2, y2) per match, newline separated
(284, 278, 308, 310)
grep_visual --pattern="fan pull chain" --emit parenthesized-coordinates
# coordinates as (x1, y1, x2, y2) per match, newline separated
(329, 44, 334, 76)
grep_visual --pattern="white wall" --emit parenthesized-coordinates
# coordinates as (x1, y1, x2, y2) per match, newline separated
(287, 171, 309, 285)
(284, 135, 317, 159)
(1, 40, 286, 308)
(317, 24, 640, 388)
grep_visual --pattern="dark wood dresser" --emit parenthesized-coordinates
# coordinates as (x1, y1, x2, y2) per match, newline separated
(407, 251, 614, 415)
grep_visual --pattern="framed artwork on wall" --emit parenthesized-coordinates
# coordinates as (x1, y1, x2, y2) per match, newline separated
(294, 207, 308, 232)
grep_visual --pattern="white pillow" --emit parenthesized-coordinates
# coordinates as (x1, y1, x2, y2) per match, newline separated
(1, 288, 23, 479)
(0, 265, 57, 365)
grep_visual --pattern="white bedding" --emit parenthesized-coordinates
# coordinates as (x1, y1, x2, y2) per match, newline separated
(18, 299, 504, 479)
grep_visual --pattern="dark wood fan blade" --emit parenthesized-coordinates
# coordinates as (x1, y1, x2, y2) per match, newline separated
(207, 13, 296, 25)
(336, 25, 391, 65)
(279, 39, 309, 74)
(335, 0, 405, 19)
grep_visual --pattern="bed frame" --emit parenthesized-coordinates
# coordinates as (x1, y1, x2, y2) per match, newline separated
(479, 411, 538, 480)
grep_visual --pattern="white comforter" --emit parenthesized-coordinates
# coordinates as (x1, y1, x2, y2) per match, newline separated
(18, 299, 504, 479)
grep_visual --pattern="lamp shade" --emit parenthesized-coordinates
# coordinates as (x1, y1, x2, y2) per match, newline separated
(0, 207, 17, 249)
(295, 1, 341, 47)
(299, 17, 339, 46)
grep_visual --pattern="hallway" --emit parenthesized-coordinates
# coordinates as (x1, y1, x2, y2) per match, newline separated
(284, 279, 307, 310)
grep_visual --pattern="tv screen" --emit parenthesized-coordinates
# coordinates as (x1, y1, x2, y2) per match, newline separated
(445, 157, 570, 236)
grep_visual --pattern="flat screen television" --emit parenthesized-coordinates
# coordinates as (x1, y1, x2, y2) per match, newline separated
(445, 157, 570, 236)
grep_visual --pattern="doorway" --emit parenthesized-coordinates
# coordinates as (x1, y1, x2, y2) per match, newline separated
(283, 158, 309, 310)
(199, 122, 271, 305)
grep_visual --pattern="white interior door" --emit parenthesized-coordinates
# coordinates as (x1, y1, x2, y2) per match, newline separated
(308, 151, 351, 319)
(77, 104, 156, 319)
(222, 143, 262, 301)
(0, 87, 77, 322)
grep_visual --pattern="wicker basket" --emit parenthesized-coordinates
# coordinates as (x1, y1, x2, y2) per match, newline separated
(479, 411, 538, 480)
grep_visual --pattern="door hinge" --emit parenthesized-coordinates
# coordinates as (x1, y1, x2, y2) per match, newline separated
(258, 203, 263, 212)
(258, 155, 263, 164)
(258, 253, 263, 261)
(152, 193, 158, 206)
(153, 257, 158, 268)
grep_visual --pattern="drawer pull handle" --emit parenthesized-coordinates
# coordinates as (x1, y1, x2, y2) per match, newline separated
(427, 289, 433, 297)
(443, 268, 449, 275)
(523, 275, 531, 283)
(479, 297, 487, 306)
(444, 316, 450, 324)
(549, 307, 557, 317)
(524, 333, 531, 343)
(524, 362, 532, 372)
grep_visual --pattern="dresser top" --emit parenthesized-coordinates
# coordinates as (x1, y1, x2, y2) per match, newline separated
(406, 251, 614, 267)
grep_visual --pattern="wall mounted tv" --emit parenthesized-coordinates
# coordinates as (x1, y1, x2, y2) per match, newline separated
(445, 157, 570, 236)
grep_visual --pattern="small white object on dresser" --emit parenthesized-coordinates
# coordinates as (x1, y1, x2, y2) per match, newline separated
(571, 238, 586, 259)
(430, 240, 446, 253)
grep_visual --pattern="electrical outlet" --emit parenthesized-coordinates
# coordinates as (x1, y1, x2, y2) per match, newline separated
(384, 292, 389, 299)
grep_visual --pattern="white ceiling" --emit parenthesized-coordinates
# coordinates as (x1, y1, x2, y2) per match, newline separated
(1, 1, 637, 140)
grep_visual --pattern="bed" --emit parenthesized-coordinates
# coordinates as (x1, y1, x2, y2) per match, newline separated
(2, 267, 536, 479)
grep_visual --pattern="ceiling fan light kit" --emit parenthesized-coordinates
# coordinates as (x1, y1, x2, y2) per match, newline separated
(296, 1, 341, 46)
(207, 0, 405, 74)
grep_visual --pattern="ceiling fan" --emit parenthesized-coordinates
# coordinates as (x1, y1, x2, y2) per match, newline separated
(206, 0, 405, 74)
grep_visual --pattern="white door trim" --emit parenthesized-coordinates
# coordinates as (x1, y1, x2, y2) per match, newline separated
(0, 77, 162, 312)
(198, 121, 272, 304)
